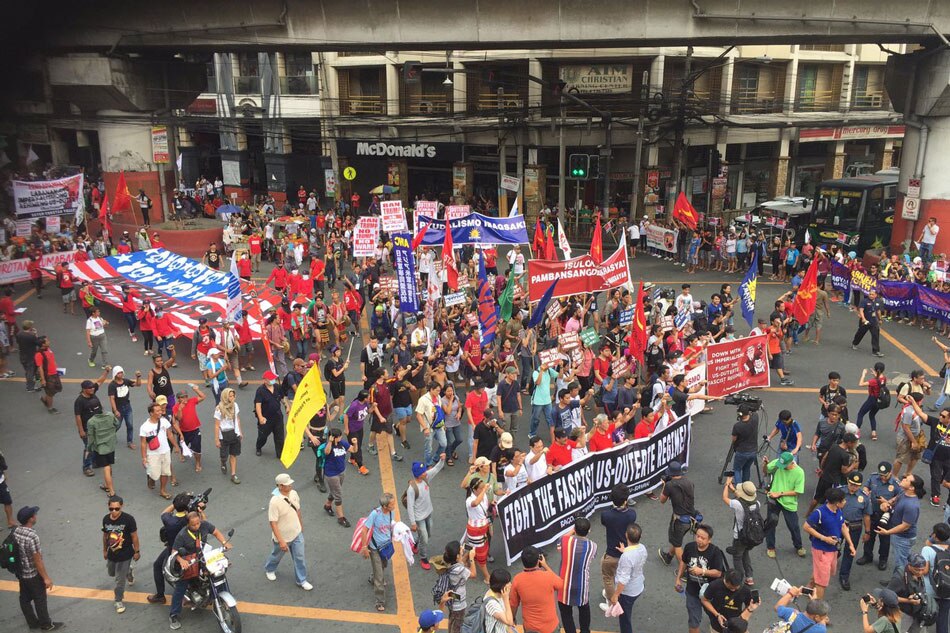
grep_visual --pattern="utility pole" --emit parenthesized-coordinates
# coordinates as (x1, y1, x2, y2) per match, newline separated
(558, 101, 566, 211)
(629, 71, 650, 222)
(671, 46, 693, 210)
(602, 114, 612, 215)
(498, 86, 508, 213)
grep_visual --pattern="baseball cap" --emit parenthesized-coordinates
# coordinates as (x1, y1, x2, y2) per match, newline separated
(418, 610, 445, 629)
(872, 588, 899, 608)
(499, 432, 513, 449)
(17, 506, 39, 524)
(847, 472, 864, 485)
(328, 345, 340, 354)
(474, 456, 492, 468)
(207, 348, 221, 356)
(80, 379, 96, 390)
(667, 461, 684, 476)
(155, 395, 168, 405)
(263, 370, 279, 382)
(878, 461, 893, 474)
(275, 473, 294, 486)
(411, 462, 428, 478)
(908, 554, 927, 570)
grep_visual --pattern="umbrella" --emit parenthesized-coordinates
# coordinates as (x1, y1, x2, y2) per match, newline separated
(369, 185, 399, 194)
(215, 204, 242, 220)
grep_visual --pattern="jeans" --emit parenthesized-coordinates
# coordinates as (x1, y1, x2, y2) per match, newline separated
(530, 403, 552, 437)
(518, 355, 535, 392)
(732, 451, 757, 485)
(107, 557, 133, 601)
(294, 339, 307, 360)
(117, 401, 134, 444)
(731, 538, 753, 582)
(264, 533, 309, 585)
(919, 242, 934, 266)
(838, 523, 863, 580)
(863, 513, 891, 563)
(558, 601, 591, 633)
(856, 395, 879, 432)
(414, 515, 433, 560)
(935, 376, 950, 409)
(82, 435, 94, 471)
(617, 592, 640, 633)
(170, 576, 231, 617)
(424, 427, 447, 467)
(20, 356, 36, 391)
(891, 534, 916, 575)
(152, 547, 172, 597)
(445, 425, 465, 459)
(124, 312, 137, 336)
(18, 575, 52, 628)
(156, 336, 173, 359)
(764, 502, 803, 550)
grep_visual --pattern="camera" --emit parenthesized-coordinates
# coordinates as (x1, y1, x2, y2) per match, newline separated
(750, 589, 760, 603)
(877, 510, 891, 529)
(724, 470, 735, 478)
(801, 587, 815, 597)
(862, 593, 875, 604)
(187, 488, 212, 512)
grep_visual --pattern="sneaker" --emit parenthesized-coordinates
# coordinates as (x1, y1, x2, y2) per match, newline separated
(401, 440, 411, 450)
(766, 549, 776, 559)
(658, 547, 673, 566)
(851, 344, 859, 350)
(369, 444, 378, 455)
(392, 453, 404, 462)
(147, 593, 167, 604)
(873, 352, 885, 357)
(88, 360, 96, 367)
(358, 466, 370, 475)
(932, 496, 942, 507)
(299, 581, 314, 591)
(169, 615, 182, 630)
(115, 601, 126, 613)
(796, 548, 807, 557)
(40, 624, 64, 631)
(420, 559, 431, 571)
(266, 571, 277, 581)
(646, 492, 659, 501)
(780, 379, 795, 386)
(131, 336, 138, 342)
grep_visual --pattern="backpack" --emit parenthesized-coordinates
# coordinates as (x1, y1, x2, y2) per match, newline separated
(432, 569, 452, 605)
(875, 382, 891, 409)
(460, 595, 500, 633)
(932, 545, 950, 600)
(737, 500, 765, 547)
(761, 613, 817, 633)
(401, 479, 420, 509)
(1, 529, 20, 575)
(894, 382, 909, 407)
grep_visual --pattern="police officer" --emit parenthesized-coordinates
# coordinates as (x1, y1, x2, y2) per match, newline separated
(856, 461, 900, 570)
(838, 472, 872, 591)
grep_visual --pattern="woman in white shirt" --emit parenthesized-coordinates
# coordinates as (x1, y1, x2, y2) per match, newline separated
(503, 450, 529, 492)
(213, 388, 242, 484)
(464, 479, 492, 584)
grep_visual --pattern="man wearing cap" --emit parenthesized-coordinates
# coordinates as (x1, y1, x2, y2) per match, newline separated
(172, 385, 206, 473)
(12, 506, 62, 630)
(417, 608, 445, 633)
(254, 371, 286, 458)
(323, 345, 349, 421)
(140, 402, 179, 499)
(762, 451, 806, 559)
(264, 474, 312, 590)
(886, 553, 932, 630)
(658, 460, 699, 566)
(497, 366, 522, 434)
(406, 454, 446, 571)
(722, 476, 760, 586)
(838, 472, 872, 590)
(773, 585, 829, 633)
(84, 306, 110, 369)
(416, 382, 447, 468)
(858, 461, 902, 570)
(204, 348, 230, 404)
(74, 367, 112, 477)
(860, 588, 901, 633)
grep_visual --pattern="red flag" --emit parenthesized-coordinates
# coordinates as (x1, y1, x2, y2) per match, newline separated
(99, 191, 113, 236)
(673, 191, 699, 231)
(790, 257, 820, 324)
(113, 172, 133, 213)
(442, 217, 458, 291)
(627, 281, 648, 363)
(411, 220, 430, 250)
(591, 214, 604, 264)
(544, 230, 557, 261)
(533, 220, 545, 254)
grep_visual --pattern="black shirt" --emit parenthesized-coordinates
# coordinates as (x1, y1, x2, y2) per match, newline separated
(391, 380, 412, 408)
(682, 541, 727, 596)
(254, 385, 284, 423)
(74, 388, 104, 428)
(108, 379, 133, 409)
(819, 385, 847, 417)
(702, 578, 751, 632)
(473, 421, 499, 459)
(16, 330, 38, 360)
(498, 380, 520, 413)
(820, 444, 852, 485)
(172, 520, 216, 556)
(324, 359, 345, 385)
(161, 511, 189, 548)
(861, 298, 883, 324)
(600, 506, 638, 558)
(731, 414, 759, 453)
(664, 477, 697, 517)
(151, 368, 174, 398)
(408, 359, 427, 389)
(205, 250, 221, 270)
(101, 511, 138, 562)
(671, 388, 689, 418)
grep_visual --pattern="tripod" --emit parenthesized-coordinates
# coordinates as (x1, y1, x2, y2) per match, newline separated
(717, 434, 774, 492)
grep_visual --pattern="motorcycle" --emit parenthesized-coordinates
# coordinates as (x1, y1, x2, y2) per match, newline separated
(165, 528, 240, 633)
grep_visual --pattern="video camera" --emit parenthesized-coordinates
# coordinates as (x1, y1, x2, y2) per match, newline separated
(187, 488, 212, 513)
(723, 392, 762, 410)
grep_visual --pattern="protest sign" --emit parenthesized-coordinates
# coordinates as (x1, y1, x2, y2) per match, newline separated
(444, 291, 467, 307)
(353, 216, 380, 258)
(13, 174, 84, 219)
(545, 300, 564, 321)
(0, 250, 77, 285)
(580, 327, 600, 347)
(619, 308, 634, 327)
(527, 241, 631, 302)
(45, 216, 61, 234)
(611, 356, 629, 378)
(392, 233, 419, 313)
(446, 205, 471, 221)
(538, 347, 562, 366)
(645, 224, 678, 253)
(380, 200, 407, 233)
(558, 331, 580, 350)
(704, 335, 771, 397)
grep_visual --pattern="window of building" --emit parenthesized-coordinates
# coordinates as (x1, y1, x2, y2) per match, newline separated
(236, 53, 260, 93)
(281, 52, 316, 95)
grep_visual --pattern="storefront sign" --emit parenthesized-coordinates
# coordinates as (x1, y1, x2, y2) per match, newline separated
(558, 64, 633, 95)
(151, 126, 170, 163)
(704, 335, 771, 397)
(452, 165, 467, 197)
(338, 140, 462, 163)
(799, 125, 906, 142)
(353, 216, 380, 258)
(527, 241, 631, 302)
(13, 174, 84, 220)
(380, 200, 407, 233)
(645, 224, 678, 254)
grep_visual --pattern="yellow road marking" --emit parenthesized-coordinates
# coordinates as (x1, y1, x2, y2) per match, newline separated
(879, 327, 940, 377)
(15, 288, 36, 305)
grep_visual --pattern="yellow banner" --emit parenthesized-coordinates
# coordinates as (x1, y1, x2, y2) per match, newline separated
(279, 364, 328, 468)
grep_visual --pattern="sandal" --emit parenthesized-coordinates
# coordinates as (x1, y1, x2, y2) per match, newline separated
(871, 431, 878, 441)
(447, 459, 455, 467)
(159, 492, 172, 500)
(375, 603, 385, 612)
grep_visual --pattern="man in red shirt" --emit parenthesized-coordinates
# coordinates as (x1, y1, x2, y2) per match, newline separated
(265, 264, 290, 294)
(309, 255, 326, 295)
(509, 546, 564, 633)
(546, 428, 575, 471)
(247, 233, 263, 272)
(27, 252, 43, 298)
(350, 192, 361, 212)
(35, 336, 61, 413)
(151, 232, 165, 249)
(463, 336, 482, 379)
(588, 413, 619, 452)
(236, 250, 252, 281)
(768, 316, 793, 386)
(172, 385, 206, 472)
(55, 262, 76, 315)
(465, 380, 489, 428)
(191, 319, 217, 374)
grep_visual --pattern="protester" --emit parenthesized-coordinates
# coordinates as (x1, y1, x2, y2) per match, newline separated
(609, 523, 647, 633)
(264, 473, 312, 590)
(101, 495, 139, 614)
(556, 517, 597, 633)
(721, 477, 760, 586)
(12, 506, 62, 631)
(405, 455, 446, 570)
(676, 524, 727, 633)
(658, 461, 698, 565)
(509, 545, 564, 633)
(359, 493, 396, 612)
(213, 387, 242, 484)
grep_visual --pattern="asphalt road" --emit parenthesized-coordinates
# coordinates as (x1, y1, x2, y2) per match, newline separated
(0, 253, 947, 633)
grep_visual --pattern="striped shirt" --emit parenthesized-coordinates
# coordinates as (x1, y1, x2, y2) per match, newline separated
(557, 534, 597, 606)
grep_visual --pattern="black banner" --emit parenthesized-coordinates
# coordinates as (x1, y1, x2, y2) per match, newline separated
(496, 416, 691, 563)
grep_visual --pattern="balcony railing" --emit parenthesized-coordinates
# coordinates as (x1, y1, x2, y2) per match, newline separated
(795, 89, 839, 112)
(235, 75, 261, 94)
(473, 94, 526, 112)
(342, 95, 385, 115)
(731, 90, 782, 114)
(280, 75, 317, 95)
(404, 94, 452, 115)
(851, 90, 885, 110)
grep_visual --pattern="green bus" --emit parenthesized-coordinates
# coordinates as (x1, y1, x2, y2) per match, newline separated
(806, 171, 898, 254)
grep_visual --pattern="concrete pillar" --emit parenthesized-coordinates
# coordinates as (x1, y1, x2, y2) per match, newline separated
(784, 53, 799, 116)
(528, 59, 543, 108)
(49, 129, 69, 166)
(453, 60, 466, 114)
(385, 61, 400, 116)
(824, 140, 846, 181)
(877, 139, 895, 171)
(721, 56, 735, 115)
(770, 131, 792, 198)
(389, 160, 409, 206)
(840, 45, 857, 112)
(650, 55, 665, 97)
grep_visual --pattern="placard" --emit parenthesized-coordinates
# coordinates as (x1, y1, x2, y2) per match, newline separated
(580, 327, 600, 347)
(538, 347, 562, 366)
(13, 174, 84, 220)
(619, 307, 634, 326)
(416, 200, 439, 218)
(457, 273, 470, 289)
(660, 315, 675, 331)
(501, 175, 521, 192)
(353, 216, 380, 258)
(45, 216, 61, 234)
(16, 220, 32, 237)
(704, 335, 771, 397)
(151, 126, 170, 163)
(546, 300, 564, 321)
(611, 357, 629, 377)
(558, 331, 580, 350)
(380, 200, 407, 233)
(644, 224, 678, 254)
(324, 169, 337, 196)
(444, 291, 467, 307)
(446, 205, 471, 221)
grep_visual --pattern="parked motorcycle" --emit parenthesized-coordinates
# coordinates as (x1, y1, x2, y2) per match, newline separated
(165, 528, 240, 633)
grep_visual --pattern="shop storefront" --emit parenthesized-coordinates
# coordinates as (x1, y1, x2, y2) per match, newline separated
(336, 139, 463, 204)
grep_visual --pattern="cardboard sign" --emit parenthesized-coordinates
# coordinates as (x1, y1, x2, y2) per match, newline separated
(558, 331, 580, 351)
(45, 216, 61, 234)
(660, 315, 675, 331)
(465, 312, 479, 327)
(378, 276, 399, 293)
(446, 205, 471, 221)
(539, 347, 562, 366)
(571, 348, 583, 365)
(380, 200, 407, 233)
(444, 291, 467, 307)
(16, 220, 32, 238)
(353, 216, 380, 258)
(457, 273, 470, 289)
(580, 327, 600, 347)
(611, 357, 629, 377)
(501, 175, 521, 192)
(546, 300, 564, 321)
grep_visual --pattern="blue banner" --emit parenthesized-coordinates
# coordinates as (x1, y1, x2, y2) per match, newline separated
(830, 261, 852, 303)
(877, 281, 917, 313)
(916, 286, 950, 324)
(477, 248, 498, 346)
(737, 252, 757, 328)
(392, 233, 419, 314)
(417, 213, 529, 245)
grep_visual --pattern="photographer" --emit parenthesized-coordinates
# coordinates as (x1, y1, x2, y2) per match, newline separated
(766, 410, 803, 461)
(147, 492, 203, 604)
(721, 476, 761, 586)
(658, 461, 699, 566)
(774, 586, 830, 633)
(860, 589, 901, 633)
(730, 403, 760, 485)
(886, 554, 934, 632)
(700, 569, 758, 633)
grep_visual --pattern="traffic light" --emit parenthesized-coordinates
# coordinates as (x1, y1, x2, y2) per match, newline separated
(587, 155, 600, 180)
(569, 154, 589, 179)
